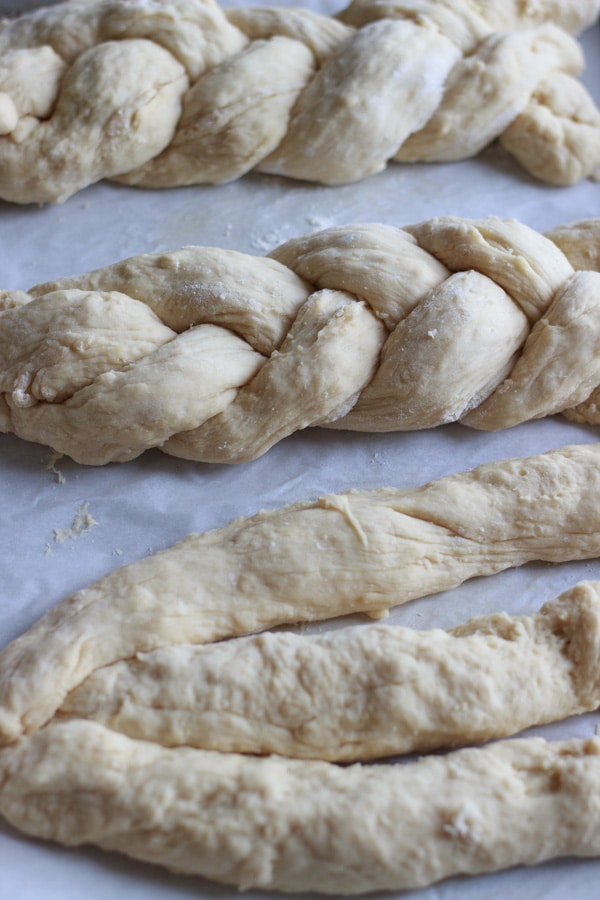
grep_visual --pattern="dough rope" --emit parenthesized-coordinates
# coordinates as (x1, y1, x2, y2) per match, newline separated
(4, 448, 600, 890)
(2, 216, 600, 464)
(58, 582, 600, 761)
(2, 722, 600, 894)
(2, 442, 600, 746)
(0, 0, 599, 203)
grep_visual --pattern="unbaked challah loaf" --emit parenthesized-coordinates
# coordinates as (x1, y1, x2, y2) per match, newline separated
(1, 216, 599, 464)
(0, 0, 598, 203)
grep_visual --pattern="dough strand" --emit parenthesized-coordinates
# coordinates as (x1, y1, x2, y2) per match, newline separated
(2, 442, 600, 746)
(2, 216, 600, 464)
(4, 446, 600, 890)
(0, 0, 599, 202)
(2, 720, 600, 893)
(59, 581, 600, 761)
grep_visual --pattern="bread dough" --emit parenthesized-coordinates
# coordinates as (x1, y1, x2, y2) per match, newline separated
(339, 0, 600, 45)
(3, 446, 600, 890)
(0, 0, 598, 202)
(2, 442, 600, 746)
(2, 720, 600, 893)
(2, 216, 600, 464)
(59, 581, 600, 761)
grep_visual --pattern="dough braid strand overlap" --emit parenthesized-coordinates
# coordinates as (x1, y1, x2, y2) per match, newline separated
(1, 216, 600, 464)
(0, 0, 599, 202)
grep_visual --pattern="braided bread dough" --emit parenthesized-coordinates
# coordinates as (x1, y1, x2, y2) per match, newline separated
(2, 216, 600, 464)
(1, 0, 599, 203)
(59, 582, 600, 761)
(2, 720, 600, 894)
(2, 442, 600, 746)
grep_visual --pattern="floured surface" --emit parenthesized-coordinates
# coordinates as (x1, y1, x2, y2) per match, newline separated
(0, 1, 600, 898)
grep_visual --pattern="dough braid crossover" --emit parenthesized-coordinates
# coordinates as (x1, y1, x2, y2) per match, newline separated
(3, 446, 600, 891)
(0, 0, 599, 203)
(2, 216, 600, 464)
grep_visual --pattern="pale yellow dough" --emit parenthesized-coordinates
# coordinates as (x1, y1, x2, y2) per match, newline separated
(2, 722, 600, 893)
(2, 216, 600, 463)
(2, 442, 600, 746)
(60, 582, 600, 761)
(0, 0, 598, 202)
(3, 447, 600, 890)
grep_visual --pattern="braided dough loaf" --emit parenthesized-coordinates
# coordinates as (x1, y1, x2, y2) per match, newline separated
(0, 0, 599, 203)
(2, 442, 600, 746)
(2, 216, 600, 464)
(59, 581, 600, 761)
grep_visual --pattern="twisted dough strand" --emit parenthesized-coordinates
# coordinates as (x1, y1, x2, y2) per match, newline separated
(1, 216, 599, 465)
(0, 0, 599, 203)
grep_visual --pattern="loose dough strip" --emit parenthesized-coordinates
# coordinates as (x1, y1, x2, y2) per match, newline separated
(2, 720, 600, 894)
(2, 217, 600, 464)
(59, 582, 600, 761)
(0, 0, 598, 202)
(2, 442, 600, 746)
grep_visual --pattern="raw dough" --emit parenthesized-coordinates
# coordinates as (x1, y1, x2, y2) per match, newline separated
(59, 581, 600, 761)
(2, 216, 600, 464)
(0, 0, 599, 202)
(2, 720, 600, 893)
(2, 442, 600, 746)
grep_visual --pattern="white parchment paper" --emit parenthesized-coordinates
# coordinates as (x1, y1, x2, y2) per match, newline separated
(1, 2, 600, 897)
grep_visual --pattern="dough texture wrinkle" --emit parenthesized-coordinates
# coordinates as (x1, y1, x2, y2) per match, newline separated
(2, 216, 600, 463)
(0, 0, 599, 202)
(2, 442, 600, 746)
